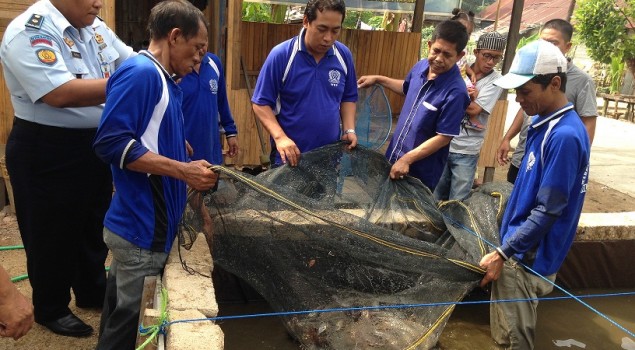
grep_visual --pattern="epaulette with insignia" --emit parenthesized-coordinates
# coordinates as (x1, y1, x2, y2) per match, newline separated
(25, 14, 44, 30)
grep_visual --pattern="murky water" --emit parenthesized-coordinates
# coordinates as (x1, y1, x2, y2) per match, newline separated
(217, 288, 635, 349)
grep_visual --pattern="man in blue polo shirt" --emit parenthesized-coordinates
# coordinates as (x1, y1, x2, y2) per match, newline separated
(479, 40, 590, 350)
(93, 2, 217, 349)
(357, 20, 471, 190)
(180, 48, 238, 165)
(251, 0, 358, 167)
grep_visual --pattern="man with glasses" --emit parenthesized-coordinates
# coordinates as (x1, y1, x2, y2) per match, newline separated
(434, 32, 507, 201)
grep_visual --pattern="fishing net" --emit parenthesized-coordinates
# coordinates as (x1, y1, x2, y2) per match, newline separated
(355, 85, 392, 150)
(189, 142, 512, 349)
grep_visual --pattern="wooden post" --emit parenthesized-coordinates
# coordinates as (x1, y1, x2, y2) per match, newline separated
(100, 0, 116, 29)
(135, 275, 160, 349)
(226, 0, 242, 90)
(479, 100, 508, 182)
(411, 0, 425, 33)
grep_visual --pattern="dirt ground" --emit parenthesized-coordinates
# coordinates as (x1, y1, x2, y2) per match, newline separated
(1, 167, 633, 349)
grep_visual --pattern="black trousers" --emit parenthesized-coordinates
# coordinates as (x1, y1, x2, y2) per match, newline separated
(6, 118, 111, 323)
(507, 164, 520, 185)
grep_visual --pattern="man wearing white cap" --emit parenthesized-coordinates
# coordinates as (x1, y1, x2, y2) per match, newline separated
(479, 39, 591, 350)
(434, 31, 506, 201)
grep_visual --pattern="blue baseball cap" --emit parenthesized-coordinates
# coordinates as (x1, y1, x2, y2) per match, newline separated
(494, 39, 567, 89)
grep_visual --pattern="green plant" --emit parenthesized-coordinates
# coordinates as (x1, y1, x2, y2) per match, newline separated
(609, 56, 626, 94)
(419, 26, 435, 58)
(242, 2, 272, 22)
(574, 0, 635, 65)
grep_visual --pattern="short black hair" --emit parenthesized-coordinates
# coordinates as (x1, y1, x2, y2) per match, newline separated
(431, 20, 469, 54)
(531, 73, 568, 93)
(147, 0, 208, 41)
(542, 19, 573, 43)
(451, 8, 475, 22)
(304, 0, 346, 24)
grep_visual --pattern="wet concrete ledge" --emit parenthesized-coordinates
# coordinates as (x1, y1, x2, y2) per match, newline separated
(576, 212, 635, 241)
(163, 234, 224, 349)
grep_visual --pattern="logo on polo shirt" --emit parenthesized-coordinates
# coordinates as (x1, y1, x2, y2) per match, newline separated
(208, 79, 218, 94)
(526, 152, 536, 172)
(328, 70, 341, 87)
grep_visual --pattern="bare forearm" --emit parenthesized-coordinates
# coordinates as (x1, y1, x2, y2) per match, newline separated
(581, 116, 596, 145)
(401, 134, 453, 164)
(502, 108, 525, 141)
(340, 102, 356, 130)
(41, 78, 108, 108)
(252, 104, 286, 141)
(466, 101, 484, 118)
(358, 75, 405, 95)
(126, 151, 188, 180)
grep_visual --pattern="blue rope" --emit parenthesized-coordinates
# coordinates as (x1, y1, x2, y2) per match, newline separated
(440, 209, 635, 338)
(165, 290, 635, 326)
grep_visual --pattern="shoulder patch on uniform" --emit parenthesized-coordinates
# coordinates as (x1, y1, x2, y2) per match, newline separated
(25, 14, 44, 29)
(30, 34, 53, 47)
(36, 49, 57, 65)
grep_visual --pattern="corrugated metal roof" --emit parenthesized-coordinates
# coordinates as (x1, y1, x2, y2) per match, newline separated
(478, 0, 573, 33)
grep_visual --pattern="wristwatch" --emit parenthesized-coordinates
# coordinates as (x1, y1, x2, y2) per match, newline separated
(344, 129, 356, 135)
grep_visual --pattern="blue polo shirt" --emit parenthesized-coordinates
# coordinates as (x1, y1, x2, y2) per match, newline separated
(93, 52, 188, 253)
(500, 103, 590, 276)
(180, 53, 237, 164)
(251, 28, 358, 166)
(385, 59, 469, 189)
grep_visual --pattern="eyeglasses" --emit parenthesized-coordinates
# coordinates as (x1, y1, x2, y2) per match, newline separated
(480, 52, 503, 63)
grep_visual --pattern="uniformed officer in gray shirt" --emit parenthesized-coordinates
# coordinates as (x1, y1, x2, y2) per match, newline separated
(0, 0, 134, 337)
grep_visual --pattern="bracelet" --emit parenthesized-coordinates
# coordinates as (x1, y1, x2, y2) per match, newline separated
(495, 247, 509, 261)
(344, 129, 356, 135)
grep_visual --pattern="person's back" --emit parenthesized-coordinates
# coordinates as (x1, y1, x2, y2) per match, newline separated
(180, 52, 238, 164)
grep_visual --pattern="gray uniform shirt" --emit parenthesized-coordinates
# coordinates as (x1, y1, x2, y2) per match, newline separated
(0, 0, 134, 128)
(511, 61, 597, 166)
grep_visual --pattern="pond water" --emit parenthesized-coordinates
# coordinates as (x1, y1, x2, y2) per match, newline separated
(217, 288, 635, 349)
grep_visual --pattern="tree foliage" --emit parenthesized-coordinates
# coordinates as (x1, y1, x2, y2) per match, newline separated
(574, 0, 635, 64)
(242, 2, 271, 23)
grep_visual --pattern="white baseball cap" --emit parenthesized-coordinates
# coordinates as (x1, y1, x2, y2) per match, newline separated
(493, 39, 567, 89)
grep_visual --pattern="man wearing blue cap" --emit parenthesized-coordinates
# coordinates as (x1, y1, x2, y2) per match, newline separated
(479, 40, 591, 350)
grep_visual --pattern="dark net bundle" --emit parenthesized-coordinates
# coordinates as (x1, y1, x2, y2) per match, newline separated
(197, 143, 511, 349)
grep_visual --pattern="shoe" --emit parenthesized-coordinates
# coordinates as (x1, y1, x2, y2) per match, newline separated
(39, 313, 94, 337)
(464, 120, 485, 131)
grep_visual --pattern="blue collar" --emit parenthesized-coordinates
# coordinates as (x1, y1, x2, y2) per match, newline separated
(420, 60, 461, 84)
(532, 103, 575, 129)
